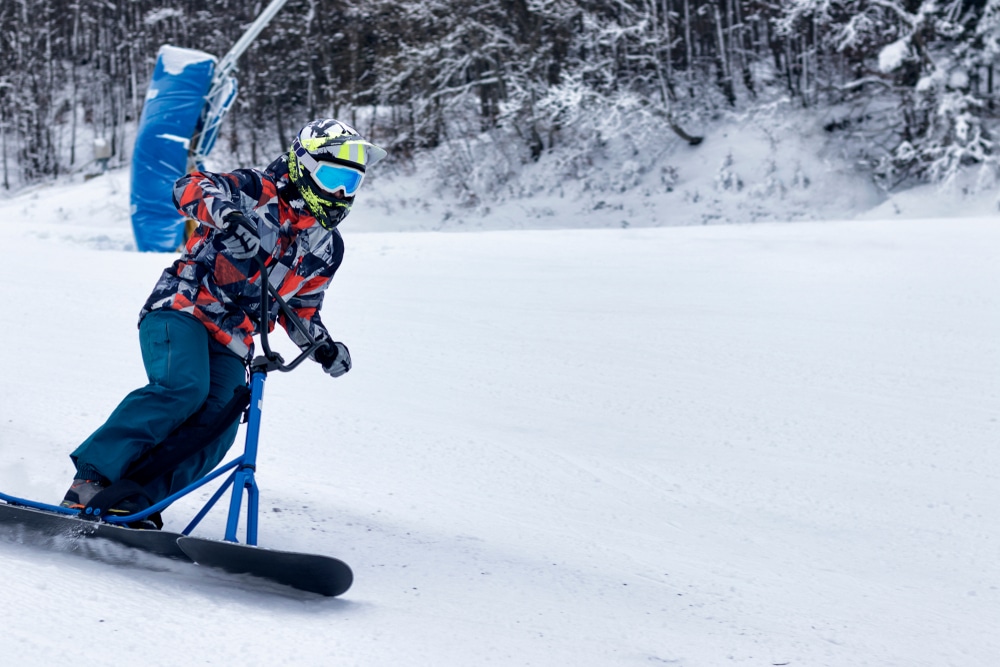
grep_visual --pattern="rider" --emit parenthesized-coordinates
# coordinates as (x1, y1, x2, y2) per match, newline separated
(60, 119, 386, 528)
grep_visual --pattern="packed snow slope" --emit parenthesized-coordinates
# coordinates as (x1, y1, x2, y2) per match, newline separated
(0, 172, 998, 666)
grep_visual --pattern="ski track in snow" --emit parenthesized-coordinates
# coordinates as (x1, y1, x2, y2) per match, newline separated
(0, 174, 998, 665)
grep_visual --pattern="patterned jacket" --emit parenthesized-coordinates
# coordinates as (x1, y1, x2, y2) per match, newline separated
(140, 155, 343, 360)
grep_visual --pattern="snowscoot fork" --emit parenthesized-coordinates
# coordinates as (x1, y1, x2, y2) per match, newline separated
(212, 252, 326, 544)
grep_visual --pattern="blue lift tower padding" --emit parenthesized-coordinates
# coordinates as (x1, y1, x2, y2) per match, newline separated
(130, 46, 217, 252)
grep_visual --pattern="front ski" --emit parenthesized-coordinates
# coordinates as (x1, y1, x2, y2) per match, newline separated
(177, 536, 353, 597)
(0, 501, 187, 559)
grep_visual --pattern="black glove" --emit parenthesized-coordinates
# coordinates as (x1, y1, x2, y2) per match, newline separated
(314, 340, 352, 378)
(220, 211, 260, 259)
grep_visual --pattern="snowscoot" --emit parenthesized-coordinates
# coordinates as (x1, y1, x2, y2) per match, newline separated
(0, 254, 353, 597)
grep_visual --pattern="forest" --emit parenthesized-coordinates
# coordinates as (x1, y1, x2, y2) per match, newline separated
(2, 0, 999, 201)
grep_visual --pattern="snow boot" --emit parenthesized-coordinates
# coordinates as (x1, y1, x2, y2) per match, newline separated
(60, 479, 106, 509)
(60, 479, 162, 530)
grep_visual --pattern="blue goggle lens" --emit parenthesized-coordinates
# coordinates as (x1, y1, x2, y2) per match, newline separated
(312, 162, 365, 196)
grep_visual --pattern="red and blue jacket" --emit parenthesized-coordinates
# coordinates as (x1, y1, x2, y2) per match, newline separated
(140, 155, 343, 360)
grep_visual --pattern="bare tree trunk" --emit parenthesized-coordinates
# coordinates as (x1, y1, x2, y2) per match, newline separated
(663, 0, 674, 99)
(732, 0, 755, 98)
(684, 0, 694, 98)
(1, 108, 8, 190)
(275, 102, 287, 156)
(713, 2, 735, 105)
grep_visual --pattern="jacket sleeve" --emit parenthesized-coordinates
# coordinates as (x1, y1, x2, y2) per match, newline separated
(281, 279, 333, 352)
(279, 230, 345, 353)
(172, 169, 271, 230)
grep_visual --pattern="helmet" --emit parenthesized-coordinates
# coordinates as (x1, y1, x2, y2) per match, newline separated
(287, 119, 387, 229)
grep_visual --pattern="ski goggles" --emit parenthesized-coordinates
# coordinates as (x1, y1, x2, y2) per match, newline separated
(311, 162, 365, 197)
(293, 138, 367, 197)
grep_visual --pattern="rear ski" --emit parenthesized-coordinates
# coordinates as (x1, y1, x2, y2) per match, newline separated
(0, 501, 188, 559)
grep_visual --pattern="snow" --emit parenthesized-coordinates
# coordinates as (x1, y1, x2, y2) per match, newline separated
(346, 110, 935, 233)
(156, 44, 217, 76)
(155, 133, 192, 149)
(0, 168, 999, 666)
(878, 39, 910, 73)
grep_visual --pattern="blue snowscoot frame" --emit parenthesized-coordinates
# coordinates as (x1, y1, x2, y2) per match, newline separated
(0, 253, 323, 546)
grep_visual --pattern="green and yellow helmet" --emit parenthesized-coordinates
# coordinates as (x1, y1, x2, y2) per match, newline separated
(287, 119, 387, 229)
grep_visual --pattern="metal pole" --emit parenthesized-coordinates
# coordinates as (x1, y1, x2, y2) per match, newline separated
(189, 0, 289, 166)
(216, 0, 289, 81)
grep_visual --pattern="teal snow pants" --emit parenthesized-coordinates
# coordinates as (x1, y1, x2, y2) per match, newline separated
(71, 309, 247, 504)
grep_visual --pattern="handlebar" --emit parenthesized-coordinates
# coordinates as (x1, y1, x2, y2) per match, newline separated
(251, 253, 326, 373)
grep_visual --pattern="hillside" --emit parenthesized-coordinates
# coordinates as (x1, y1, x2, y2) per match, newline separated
(0, 172, 998, 665)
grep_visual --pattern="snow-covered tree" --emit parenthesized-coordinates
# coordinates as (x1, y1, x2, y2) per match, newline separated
(3, 0, 998, 194)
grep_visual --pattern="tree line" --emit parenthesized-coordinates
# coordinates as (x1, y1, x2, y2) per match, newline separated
(2, 0, 998, 194)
